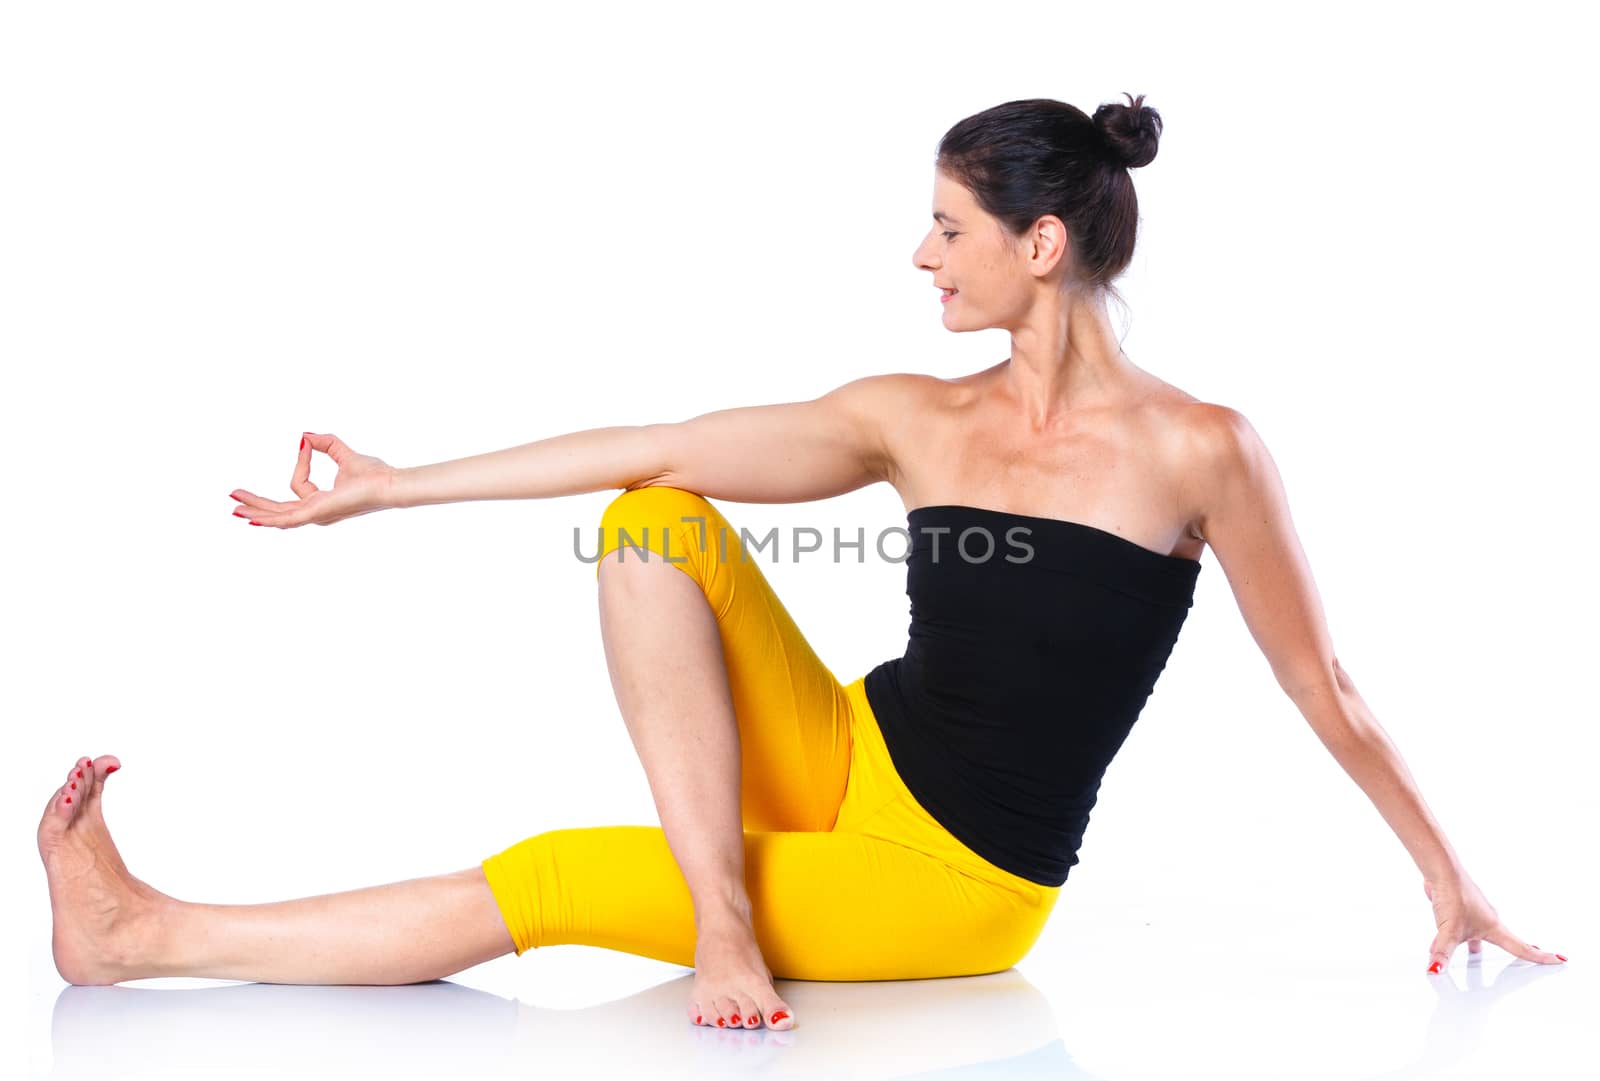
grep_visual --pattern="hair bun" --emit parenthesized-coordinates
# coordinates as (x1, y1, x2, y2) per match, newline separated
(1093, 92, 1162, 169)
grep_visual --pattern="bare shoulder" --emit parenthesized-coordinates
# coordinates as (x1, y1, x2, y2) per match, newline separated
(822, 371, 947, 451)
(826, 370, 947, 408)
(1155, 395, 1266, 542)
(821, 371, 948, 489)
(1163, 396, 1252, 452)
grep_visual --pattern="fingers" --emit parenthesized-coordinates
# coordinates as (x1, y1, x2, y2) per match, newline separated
(303, 431, 355, 466)
(1429, 927, 1570, 973)
(290, 434, 320, 499)
(230, 491, 299, 527)
(232, 431, 372, 528)
(1486, 926, 1567, 965)
(229, 489, 291, 512)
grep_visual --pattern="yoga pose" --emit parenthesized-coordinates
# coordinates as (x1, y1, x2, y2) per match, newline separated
(37, 95, 1565, 1032)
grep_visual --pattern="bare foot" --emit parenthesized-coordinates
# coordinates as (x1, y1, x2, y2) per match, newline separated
(36, 755, 169, 984)
(688, 910, 795, 1030)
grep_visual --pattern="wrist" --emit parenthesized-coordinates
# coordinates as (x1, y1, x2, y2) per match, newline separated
(1420, 853, 1467, 883)
(384, 466, 412, 510)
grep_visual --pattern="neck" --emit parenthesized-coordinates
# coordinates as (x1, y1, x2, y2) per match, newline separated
(1000, 288, 1139, 429)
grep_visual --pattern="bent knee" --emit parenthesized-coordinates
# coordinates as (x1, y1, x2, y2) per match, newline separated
(596, 485, 720, 578)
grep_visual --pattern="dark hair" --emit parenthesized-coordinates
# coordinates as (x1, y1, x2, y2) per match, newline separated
(935, 93, 1162, 308)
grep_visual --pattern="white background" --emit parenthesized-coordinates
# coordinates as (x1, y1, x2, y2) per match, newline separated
(5, 1, 1595, 1078)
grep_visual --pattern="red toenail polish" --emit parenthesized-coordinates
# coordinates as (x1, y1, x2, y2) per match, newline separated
(1427, 960, 1442, 974)
(717, 1018, 725, 1027)
(300, 437, 306, 450)
(106, 766, 119, 774)
(250, 520, 262, 526)
(76, 771, 83, 779)
(731, 1014, 740, 1023)
(771, 1010, 788, 1023)
(70, 782, 76, 790)
(695, 1015, 702, 1024)
(65, 797, 71, 803)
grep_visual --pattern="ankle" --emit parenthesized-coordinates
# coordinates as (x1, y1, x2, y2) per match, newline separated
(694, 895, 754, 933)
(123, 892, 187, 979)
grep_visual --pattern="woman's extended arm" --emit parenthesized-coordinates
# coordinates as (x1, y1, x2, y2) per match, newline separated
(229, 374, 909, 528)
(1182, 403, 1568, 973)
(393, 373, 902, 508)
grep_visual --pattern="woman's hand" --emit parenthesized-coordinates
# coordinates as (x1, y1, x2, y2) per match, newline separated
(229, 432, 399, 528)
(1422, 871, 1567, 973)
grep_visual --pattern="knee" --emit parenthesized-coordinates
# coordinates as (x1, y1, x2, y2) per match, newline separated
(595, 485, 717, 580)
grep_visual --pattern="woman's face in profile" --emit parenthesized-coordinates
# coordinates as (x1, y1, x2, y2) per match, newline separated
(912, 169, 1027, 332)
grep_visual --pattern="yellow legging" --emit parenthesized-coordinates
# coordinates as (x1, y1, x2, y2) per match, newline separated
(480, 486, 1061, 981)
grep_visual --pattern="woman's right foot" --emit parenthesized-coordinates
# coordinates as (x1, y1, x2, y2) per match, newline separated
(36, 755, 170, 985)
(688, 909, 795, 1030)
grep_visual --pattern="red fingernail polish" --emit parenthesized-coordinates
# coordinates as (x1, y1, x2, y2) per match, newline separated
(300, 437, 306, 450)
(770, 1010, 788, 1023)
(1557, 954, 1568, 961)
(106, 766, 119, 774)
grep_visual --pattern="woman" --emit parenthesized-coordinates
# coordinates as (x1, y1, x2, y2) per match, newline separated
(37, 95, 1565, 1032)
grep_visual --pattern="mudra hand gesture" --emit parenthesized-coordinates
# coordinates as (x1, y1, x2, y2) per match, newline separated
(229, 432, 398, 528)
(1423, 871, 1566, 974)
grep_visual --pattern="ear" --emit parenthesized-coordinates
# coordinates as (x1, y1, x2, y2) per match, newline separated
(1025, 214, 1073, 280)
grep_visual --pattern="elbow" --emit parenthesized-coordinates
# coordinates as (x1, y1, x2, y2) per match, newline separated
(1281, 655, 1356, 704)
(1331, 655, 1357, 696)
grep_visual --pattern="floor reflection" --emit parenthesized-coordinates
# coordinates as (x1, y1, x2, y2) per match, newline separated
(1353, 953, 1570, 1081)
(47, 966, 1087, 1080)
(41, 947, 1573, 1080)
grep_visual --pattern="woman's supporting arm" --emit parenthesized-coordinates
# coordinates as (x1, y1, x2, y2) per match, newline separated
(1290, 674, 1463, 880)
(1185, 402, 1564, 971)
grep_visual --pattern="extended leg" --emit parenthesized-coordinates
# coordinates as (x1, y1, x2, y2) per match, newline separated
(37, 754, 514, 986)
(144, 866, 515, 985)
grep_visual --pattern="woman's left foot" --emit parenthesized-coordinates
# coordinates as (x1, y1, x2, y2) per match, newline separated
(36, 755, 169, 984)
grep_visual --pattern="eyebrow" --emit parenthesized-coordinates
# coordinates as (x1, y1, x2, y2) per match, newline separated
(933, 211, 962, 225)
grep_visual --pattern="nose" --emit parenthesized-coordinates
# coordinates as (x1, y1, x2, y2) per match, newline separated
(913, 234, 938, 273)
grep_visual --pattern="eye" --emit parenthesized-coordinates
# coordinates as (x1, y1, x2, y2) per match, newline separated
(941, 230, 958, 240)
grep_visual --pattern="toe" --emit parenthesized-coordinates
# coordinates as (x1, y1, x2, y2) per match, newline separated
(86, 756, 121, 801)
(738, 997, 759, 1028)
(760, 996, 794, 1030)
(49, 782, 76, 821)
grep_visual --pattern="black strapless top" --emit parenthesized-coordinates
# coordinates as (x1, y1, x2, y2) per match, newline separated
(862, 504, 1202, 887)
